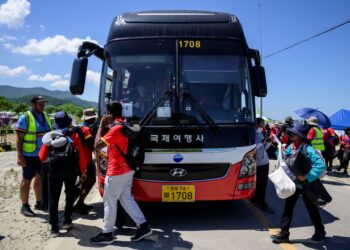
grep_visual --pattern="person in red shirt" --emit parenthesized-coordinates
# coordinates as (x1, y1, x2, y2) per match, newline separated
(73, 109, 98, 214)
(338, 127, 350, 175)
(39, 112, 87, 236)
(90, 101, 152, 245)
(322, 127, 337, 171)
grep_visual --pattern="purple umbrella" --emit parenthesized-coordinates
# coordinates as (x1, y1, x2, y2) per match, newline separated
(294, 108, 331, 128)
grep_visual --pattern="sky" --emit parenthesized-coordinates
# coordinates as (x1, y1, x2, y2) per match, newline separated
(0, 0, 349, 120)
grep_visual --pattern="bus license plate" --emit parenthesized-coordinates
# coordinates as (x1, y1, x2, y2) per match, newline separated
(162, 185, 195, 202)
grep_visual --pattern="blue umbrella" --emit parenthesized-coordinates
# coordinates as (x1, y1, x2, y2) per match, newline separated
(294, 108, 331, 128)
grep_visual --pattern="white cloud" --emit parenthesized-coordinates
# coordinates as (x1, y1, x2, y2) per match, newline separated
(51, 79, 69, 88)
(3, 43, 14, 49)
(28, 73, 61, 82)
(11, 35, 100, 55)
(0, 64, 30, 77)
(0, 34, 16, 42)
(0, 0, 30, 29)
(86, 70, 100, 85)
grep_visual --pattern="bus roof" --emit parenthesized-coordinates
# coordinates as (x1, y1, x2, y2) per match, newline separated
(107, 10, 247, 45)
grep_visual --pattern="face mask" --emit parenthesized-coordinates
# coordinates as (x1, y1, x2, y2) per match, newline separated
(257, 127, 263, 133)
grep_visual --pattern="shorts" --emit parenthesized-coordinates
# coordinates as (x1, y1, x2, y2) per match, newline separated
(22, 156, 42, 180)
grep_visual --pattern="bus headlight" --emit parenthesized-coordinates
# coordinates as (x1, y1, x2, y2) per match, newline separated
(238, 150, 256, 178)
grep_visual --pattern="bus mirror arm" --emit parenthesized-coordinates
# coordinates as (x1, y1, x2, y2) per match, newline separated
(77, 41, 104, 61)
(139, 90, 172, 128)
(70, 42, 104, 95)
(182, 90, 221, 134)
(249, 49, 261, 66)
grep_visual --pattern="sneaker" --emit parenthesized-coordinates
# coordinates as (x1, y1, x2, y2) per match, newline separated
(73, 204, 89, 215)
(34, 202, 48, 211)
(131, 222, 152, 242)
(271, 231, 290, 244)
(81, 203, 94, 211)
(20, 204, 36, 217)
(62, 221, 73, 230)
(50, 226, 60, 237)
(311, 231, 326, 242)
(90, 232, 114, 245)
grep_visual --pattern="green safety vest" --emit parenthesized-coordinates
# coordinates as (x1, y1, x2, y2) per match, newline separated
(23, 111, 52, 153)
(311, 127, 325, 151)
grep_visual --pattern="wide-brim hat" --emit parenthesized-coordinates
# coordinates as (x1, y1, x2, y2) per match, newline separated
(307, 116, 318, 126)
(53, 111, 72, 129)
(286, 124, 309, 141)
(82, 108, 98, 120)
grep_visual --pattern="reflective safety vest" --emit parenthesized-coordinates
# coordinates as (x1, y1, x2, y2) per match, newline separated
(311, 127, 325, 151)
(23, 111, 52, 153)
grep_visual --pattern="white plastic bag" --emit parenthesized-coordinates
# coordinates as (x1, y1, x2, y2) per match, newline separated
(269, 164, 296, 199)
(268, 136, 296, 199)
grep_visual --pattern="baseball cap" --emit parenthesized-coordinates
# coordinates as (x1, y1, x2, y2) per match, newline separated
(53, 111, 72, 129)
(31, 96, 48, 104)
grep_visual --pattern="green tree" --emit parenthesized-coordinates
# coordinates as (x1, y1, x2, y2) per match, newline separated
(0, 96, 13, 111)
(45, 105, 57, 115)
(55, 103, 84, 122)
(12, 102, 29, 114)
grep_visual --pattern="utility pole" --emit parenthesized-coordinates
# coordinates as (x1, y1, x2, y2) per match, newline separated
(258, 2, 263, 118)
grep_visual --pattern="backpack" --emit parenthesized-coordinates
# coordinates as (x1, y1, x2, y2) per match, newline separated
(48, 134, 80, 178)
(112, 123, 145, 172)
(70, 126, 86, 146)
(333, 136, 339, 146)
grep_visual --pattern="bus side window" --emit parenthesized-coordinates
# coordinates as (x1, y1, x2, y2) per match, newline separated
(105, 67, 113, 102)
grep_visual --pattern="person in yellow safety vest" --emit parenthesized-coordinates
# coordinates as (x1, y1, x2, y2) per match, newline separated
(16, 96, 52, 217)
(306, 116, 325, 151)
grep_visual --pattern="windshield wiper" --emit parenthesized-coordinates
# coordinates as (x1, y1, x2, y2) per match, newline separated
(182, 90, 221, 134)
(139, 90, 172, 128)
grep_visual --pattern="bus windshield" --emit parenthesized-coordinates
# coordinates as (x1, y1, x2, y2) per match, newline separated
(105, 39, 254, 125)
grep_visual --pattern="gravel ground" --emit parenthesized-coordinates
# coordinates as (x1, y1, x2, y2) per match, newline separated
(0, 146, 348, 249)
(0, 151, 97, 250)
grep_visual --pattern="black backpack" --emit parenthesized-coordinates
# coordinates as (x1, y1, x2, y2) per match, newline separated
(48, 135, 80, 178)
(113, 123, 145, 172)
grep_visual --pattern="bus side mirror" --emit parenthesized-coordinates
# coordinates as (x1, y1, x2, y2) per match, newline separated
(252, 66, 267, 97)
(70, 57, 88, 95)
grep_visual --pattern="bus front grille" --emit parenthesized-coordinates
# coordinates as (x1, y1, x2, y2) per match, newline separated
(134, 163, 231, 181)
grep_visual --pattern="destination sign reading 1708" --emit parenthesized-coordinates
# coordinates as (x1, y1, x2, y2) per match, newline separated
(178, 40, 201, 48)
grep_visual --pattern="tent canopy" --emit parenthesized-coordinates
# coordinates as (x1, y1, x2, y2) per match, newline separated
(329, 109, 350, 130)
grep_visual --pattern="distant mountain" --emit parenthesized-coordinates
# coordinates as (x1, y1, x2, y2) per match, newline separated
(0, 85, 97, 108)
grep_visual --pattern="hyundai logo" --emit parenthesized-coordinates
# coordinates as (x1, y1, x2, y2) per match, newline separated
(170, 168, 187, 177)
